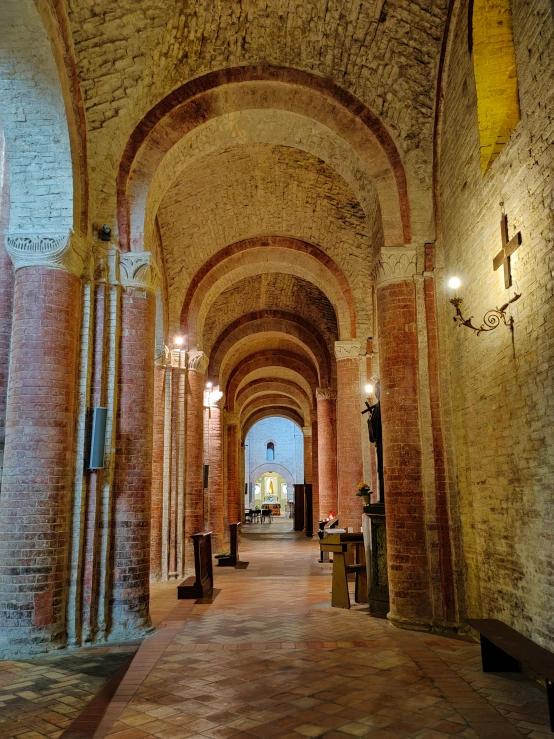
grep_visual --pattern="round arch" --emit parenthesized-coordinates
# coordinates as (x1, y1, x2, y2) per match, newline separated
(181, 237, 356, 342)
(249, 463, 295, 492)
(208, 310, 333, 385)
(116, 65, 410, 251)
(243, 408, 305, 438)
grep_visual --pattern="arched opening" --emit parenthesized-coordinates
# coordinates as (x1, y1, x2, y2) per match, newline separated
(471, 0, 521, 173)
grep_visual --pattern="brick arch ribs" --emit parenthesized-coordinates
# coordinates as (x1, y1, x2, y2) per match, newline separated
(117, 65, 411, 252)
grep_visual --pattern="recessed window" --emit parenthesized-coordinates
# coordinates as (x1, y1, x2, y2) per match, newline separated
(266, 442, 275, 461)
(470, 0, 521, 174)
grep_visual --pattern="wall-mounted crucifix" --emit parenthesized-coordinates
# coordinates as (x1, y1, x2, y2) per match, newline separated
(493, 212, 522, 289)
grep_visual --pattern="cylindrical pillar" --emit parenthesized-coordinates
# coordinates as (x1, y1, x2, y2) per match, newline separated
(0, 232, 85, 653)
(311, 414, 320, 531)
(334, 342, 364, 531)
(0, 177, 12, 487)
(376, 249, 432, 627)
(184, 351, 208, 576)
(111, 252, 159, 638)
(226, 414, 241, 526)
(315, 388, 338, 518)
(207, 398, 224, 552)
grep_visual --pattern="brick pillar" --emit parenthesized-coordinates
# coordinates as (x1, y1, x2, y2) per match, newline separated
(226, 413, 241, 526)
(0, 232, 86, 653)
(185, 351, 208, 576)
(376, 247, 432, 627)
(315, 388, 338, 518)
(334, 342, 364, 531)
(207, 397, 224, 552)
(311, 413, 320, 531)
(111, 252, 159, 639)
(150, 362, 166, 582)
(303, 426, 313, 483)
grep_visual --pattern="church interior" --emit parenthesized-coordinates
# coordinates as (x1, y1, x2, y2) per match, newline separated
(0, 0, 552, 736)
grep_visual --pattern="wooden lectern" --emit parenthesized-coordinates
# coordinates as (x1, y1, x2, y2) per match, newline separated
(320, 532, 368, 609)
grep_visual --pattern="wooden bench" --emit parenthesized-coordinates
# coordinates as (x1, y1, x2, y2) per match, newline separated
(217, 523, 240, 567)
(320, 532, 368, 609)
(177, 531, 213, 599)
(468, 618, 554, 730)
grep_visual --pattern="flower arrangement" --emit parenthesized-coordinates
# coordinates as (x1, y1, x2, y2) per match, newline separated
(356, 481, 372, 498)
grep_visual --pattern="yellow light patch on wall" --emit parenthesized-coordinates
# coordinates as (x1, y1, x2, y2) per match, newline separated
(472, 0, 521, 174)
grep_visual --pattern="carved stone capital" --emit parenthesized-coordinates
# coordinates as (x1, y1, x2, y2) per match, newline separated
(187, 350, 209, 374)
(119, 251, 160, 294)
(5, 230, 89, 277)
(169, 348, 187, 368)
(316, 387, 336, 401)
(225, 411, 240, 426)
(155, 345, 171, 367)
(334, 340, 363, 361)
(372, 245, 418, 287)
(302, 426, 312, 437)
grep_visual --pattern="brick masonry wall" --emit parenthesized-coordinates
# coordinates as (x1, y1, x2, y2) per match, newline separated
(0, 0, 73, 231)
(439, 0, 554, 646)
(111, 289, 155, 638)
(0, 267, 81, 653)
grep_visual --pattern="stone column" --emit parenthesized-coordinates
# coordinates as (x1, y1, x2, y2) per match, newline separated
(334, 342, 364, 531)
(374, 246, 432, 627)
(0, 184, 12, 487)
(225, 413, 241, 528)
(316, 388, 338, 517)
(184, 350, 208, 575)
(0, 231, 86, 653)
(111, 252, 159, 639)
(207, 395, 225, 552)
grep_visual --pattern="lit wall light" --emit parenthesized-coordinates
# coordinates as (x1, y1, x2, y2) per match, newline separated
(364, 384, 374, 395)
(174, 335, 184, 347)
(206, 381, 213, 389)
(448, 275, 520, 335)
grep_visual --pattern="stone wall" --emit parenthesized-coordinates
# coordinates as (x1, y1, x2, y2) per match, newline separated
(439, 0, 554, 647)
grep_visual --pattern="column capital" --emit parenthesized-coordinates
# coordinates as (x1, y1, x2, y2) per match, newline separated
(334, 340, 363, 361)
(302, 426, 312, 437)
(5, 230, 89, 277)
(316, 387, 336, 400)
(225, 411, 240, 426)
(119, 251, 161, 294)
(371, 245, 419, 287)
(187, 350, 209, 374)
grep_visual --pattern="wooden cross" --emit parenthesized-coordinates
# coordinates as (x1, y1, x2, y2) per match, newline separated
(493, 213, 522, 289)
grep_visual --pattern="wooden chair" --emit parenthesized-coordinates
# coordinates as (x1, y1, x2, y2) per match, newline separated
(261, 509, 272, 524)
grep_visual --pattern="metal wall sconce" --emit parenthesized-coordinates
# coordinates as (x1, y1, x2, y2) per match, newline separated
(448, 277, 521, 335)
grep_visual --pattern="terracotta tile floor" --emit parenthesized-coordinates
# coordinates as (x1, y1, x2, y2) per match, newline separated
(4, 532, 554, 738)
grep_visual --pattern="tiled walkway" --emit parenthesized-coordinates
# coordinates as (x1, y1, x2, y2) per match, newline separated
(4, 532, 554, 738)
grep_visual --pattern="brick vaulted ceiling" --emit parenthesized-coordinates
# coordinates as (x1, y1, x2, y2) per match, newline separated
(65, 0, 449, 421)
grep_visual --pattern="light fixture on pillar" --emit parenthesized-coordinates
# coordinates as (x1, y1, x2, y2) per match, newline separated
(174, 335, 185, 348)
(364, 383, 374, 395)
(448, 276, 520, 335)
